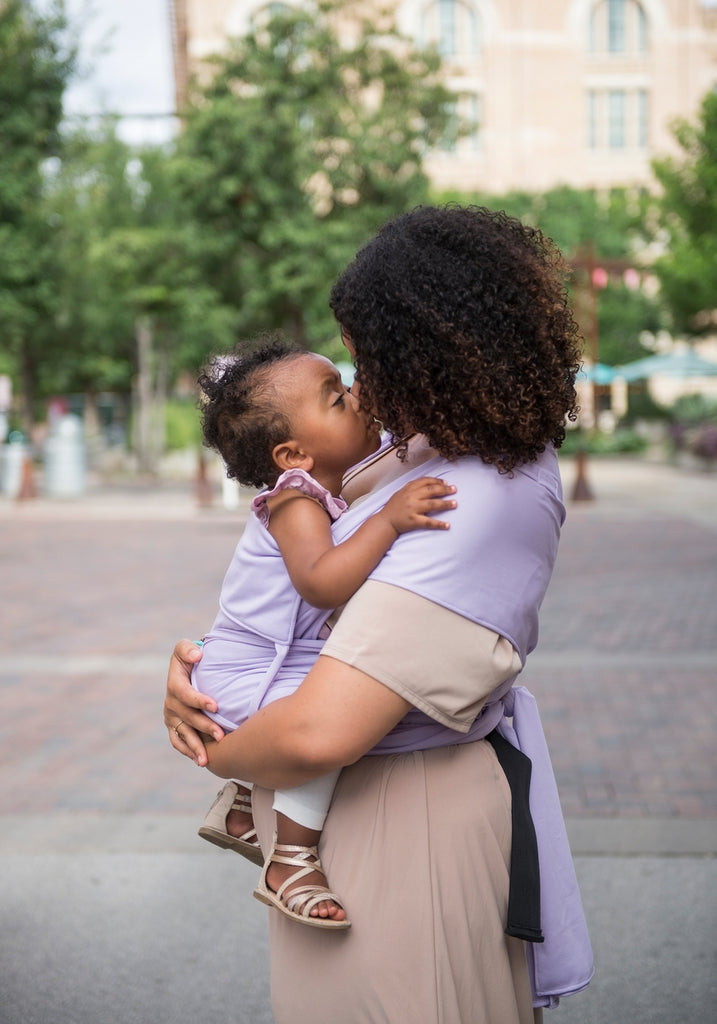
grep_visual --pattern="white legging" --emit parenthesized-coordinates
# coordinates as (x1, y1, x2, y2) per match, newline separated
(239, 769, 341, 832)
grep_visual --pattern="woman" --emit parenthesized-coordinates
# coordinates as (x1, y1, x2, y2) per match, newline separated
(164, 205, 593, 1024)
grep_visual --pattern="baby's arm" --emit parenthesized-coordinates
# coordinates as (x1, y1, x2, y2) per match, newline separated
(268, 477, 457, 609)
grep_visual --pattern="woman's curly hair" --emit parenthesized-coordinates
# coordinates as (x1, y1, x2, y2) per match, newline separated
(197, 335, 303, 488)
(330, 204, 582, 472)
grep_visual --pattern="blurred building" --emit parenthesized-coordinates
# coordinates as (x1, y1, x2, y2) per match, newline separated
(168, 0, 717, 194)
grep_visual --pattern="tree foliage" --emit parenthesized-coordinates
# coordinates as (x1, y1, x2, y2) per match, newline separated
(41, 126, 141, 396)
(171, 0, 456, 354)
(0, 0, 454, 447)
(46, 124, 235, 387)
(45, 123, 234, 470)
(4, 0, 686, 455)
(0, 0, 76, 429)
(651, 90, 717, 334)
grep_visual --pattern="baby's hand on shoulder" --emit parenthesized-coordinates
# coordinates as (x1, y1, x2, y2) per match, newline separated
(383, 477, 457, 535)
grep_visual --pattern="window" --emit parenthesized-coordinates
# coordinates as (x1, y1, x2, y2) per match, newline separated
(439, 98, 459, 151)
(586, 1, 650, 153)
(586, 88, 649, 150)
(608, 90, 626, 147)
(637, 89, 649, 147)
(608, 0, 625, 53)
(589, 0, 649, 55)
(587, 90, 598, 148)
(439, 0, 457, 56)
(421, 0, 481, 58)
(467, 93, 481, 151)
(437, 93, 481, 152)
(636, 4, 648, 51)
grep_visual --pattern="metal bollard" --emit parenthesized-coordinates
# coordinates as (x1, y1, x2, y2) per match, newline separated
(44, 414, 87, 498)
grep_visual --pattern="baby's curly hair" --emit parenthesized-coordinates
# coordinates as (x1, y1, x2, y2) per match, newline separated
(330, 204, 582, 472)
(198, 335, 303, 488)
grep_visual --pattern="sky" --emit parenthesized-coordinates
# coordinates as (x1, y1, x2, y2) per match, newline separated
(62, 0, 177, 145)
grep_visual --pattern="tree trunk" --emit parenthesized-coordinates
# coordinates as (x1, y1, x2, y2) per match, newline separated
(133, 316, 158, 476)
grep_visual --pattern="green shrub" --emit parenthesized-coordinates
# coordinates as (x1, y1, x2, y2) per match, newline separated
(560, 429, 649, 457)
(165, 399, 202, 451)
(669, 393, 717, 424)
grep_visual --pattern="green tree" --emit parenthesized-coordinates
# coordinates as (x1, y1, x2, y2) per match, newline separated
(41, 124, 141, 400)
(0, 0, 76, 432)
(171, 0, 455, 354)
(439, 183, 663, 365)
(48, 123, 233, 472)
(651, 90, 717, 335)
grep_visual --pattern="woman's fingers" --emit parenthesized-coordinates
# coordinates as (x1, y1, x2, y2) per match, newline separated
(163, 639, 225, 765)
(168, 718, 208, 766)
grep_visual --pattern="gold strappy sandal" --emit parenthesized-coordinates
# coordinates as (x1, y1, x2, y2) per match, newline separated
(253, 833, 351, 930)
(198, 781, 264, 866)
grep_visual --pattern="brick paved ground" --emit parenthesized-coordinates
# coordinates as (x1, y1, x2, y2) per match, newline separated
(1, 456, 716, 821)
(527, 509, 717, 819)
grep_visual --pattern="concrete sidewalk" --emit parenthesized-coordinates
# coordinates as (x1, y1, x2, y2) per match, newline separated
(1, 455, 716, 1023)
(0, 826, 714, 1024)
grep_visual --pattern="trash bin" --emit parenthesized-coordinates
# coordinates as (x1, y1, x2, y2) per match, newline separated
(0, 431, 28, 498)
(44, 414, 86, 498)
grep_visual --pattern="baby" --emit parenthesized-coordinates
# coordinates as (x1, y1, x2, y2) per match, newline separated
(192, 336, 456, 928)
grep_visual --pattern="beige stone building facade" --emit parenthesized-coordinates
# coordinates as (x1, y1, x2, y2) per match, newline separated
(169, 0, 717, 194)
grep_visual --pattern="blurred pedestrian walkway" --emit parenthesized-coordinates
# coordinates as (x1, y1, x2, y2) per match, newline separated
(1, 455, 715, 1023)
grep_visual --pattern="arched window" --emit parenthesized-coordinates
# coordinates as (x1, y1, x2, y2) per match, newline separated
(589, 0, 649, 55)
(421, 0, 481, 58)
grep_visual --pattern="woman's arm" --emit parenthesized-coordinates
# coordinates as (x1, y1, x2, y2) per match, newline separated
(204, 653, 412, 788)
(271, 477, 456, 609)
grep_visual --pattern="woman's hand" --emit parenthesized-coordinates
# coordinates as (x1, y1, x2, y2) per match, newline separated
(163, 639, 225, 767)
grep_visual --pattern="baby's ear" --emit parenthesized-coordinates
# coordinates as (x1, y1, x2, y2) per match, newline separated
(272, 441, 314, 474)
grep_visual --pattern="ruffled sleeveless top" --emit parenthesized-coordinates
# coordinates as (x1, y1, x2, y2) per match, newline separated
(251, 468, 347, 527)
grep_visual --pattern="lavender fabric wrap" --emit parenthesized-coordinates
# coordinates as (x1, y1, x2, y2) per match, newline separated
(328, 444, 594, 1007)
(500, 687, 595, 1006)
(193, 469, 347, 729)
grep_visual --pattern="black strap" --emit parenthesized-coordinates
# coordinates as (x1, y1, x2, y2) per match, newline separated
(486, 729, 544, 943)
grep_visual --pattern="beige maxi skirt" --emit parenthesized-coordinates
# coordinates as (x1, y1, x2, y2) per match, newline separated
(252, 737, 536, 1024)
